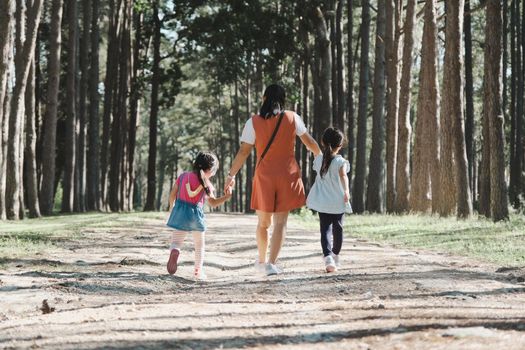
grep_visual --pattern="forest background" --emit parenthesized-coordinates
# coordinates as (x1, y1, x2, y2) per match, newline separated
(0, 0, 522, 224)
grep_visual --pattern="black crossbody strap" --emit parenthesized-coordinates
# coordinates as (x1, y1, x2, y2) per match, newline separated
(257, 111, 285, 168)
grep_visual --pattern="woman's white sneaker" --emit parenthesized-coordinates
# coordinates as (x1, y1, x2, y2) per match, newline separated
(324, 255, 337, 273)
(265, 263, 282, 276)
(254, 260, 267, 275)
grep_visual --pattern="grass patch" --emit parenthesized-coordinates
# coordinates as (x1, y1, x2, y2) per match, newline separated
(296, 211, 525, 267)
(0, 211, 167, 263)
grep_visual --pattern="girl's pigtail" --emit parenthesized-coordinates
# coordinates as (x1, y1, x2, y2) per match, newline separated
(198, 169, 211, 196)
(320, 145, 333, 178)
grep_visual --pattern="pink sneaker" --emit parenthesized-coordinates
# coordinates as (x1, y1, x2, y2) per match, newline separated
(167, 249, 180, 275)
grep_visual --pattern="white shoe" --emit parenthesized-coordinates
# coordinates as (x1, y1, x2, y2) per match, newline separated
(254, 260, 266, 275)
(332, 254, 340, 268)
(324, 255, 337, 273)
(265, 263, 282, 276)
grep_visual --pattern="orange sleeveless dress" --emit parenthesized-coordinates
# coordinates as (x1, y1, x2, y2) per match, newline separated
(251, 111, 306, 212)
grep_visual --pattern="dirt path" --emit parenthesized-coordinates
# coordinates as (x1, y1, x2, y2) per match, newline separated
(1, 213, 525, 349)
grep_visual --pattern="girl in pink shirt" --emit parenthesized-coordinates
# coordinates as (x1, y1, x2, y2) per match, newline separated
(166, 152, 232, 280)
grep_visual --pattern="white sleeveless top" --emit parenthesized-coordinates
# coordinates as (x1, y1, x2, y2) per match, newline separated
(306, 154, 352, 214)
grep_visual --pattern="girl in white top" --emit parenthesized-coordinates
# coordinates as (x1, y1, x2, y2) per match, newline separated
(306, 127, 352, 273)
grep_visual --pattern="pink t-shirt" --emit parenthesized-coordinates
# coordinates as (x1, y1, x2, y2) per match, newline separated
(176, 172, 210, 205)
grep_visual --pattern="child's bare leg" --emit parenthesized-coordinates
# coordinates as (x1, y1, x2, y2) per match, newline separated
(268, 211, 289, 264)
(256, 210, 272, 263)
(192, 231, 205, 273)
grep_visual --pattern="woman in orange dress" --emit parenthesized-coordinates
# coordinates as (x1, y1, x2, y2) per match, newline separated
(224, 84, 321, 276)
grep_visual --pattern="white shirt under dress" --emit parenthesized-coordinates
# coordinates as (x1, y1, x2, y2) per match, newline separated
(306, 154, 353, 214)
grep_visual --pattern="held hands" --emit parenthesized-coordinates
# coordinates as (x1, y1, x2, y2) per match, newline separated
(224, 174, 236, 193)
(224, 185, 233, 198)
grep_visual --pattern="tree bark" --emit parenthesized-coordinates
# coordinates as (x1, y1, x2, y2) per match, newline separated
(335, 0, 346, 130)
(100, 0, 120, 211)
(24, 55, 40, 218)
(366, 0, 386, 213)
(385, 0, 401, 213)
(127, 10, 142, 212)
(62, 0, 78, 213)
(411, 0, 440, 213)
(87, 0, 100, 211)
(77, 0, 92, 213)
(439, 0, 472, 218)
(6, 0, 43, 220)
(394, 0, 416, 213)
(330, 0, 338, 126)
(346, 0, 355, 186)
(464, 0, 475, 198)
(39, 0, 63, 215)
(144, 1, 161, 211)
(310, 6, 332, 139)
(0, 0, 14, 220)
(351, 0, 370, 214)
(484, 0, 508, 221)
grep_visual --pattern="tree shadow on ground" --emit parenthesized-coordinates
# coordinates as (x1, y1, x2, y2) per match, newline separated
(41, 320, 525, 350)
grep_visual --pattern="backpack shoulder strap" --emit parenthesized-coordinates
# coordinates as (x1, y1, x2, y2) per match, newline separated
(257, 111, 285, 168)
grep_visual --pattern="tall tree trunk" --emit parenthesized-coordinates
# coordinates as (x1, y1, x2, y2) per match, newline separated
(335, 0, 346, 130)
(346, 0, 355, 186)
(87, 0, 100, 211)
(144, 1, 161, 211)
(100, 0, 120, 211)
(366, 0, 386, 213)
(395, 0, 416, 213)
(330, 0, 338, 126)
(0, 0, 14, 220)
(411, 0, 440, 213)
(464, 0, 475, 198)
(310, 6, 332, 139)
(503, 0, 508, 121)
(39, 0, 63, 215)
(385, 0, 401, 213)
(110, 0, 132, 212)
(120, 0, 132, 211)
(62, 0, 78, 213)
(509, 0, 519, 208)
(128, 10, 142, 211)
(24, 55, 40, 218)
(351, 0, 370, 214)
(440, 0, 472, 218)
(6, 0, 43, 220)
(77, 0, 92, 213)
(484, 0, 508, 221)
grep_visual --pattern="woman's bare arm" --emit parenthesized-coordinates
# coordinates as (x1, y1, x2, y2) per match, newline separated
(299, 132, 321, 156)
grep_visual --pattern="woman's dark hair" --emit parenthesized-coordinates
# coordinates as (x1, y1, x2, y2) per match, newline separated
(320, 127, 344, 178)
(193, 151, 218, 195)
(259, 84, 286, 119)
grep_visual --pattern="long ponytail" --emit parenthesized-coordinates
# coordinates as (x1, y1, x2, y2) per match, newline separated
(320, 145, 334, 178)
